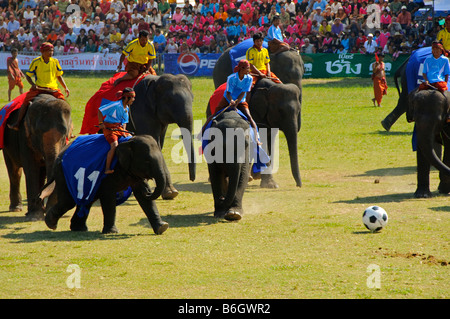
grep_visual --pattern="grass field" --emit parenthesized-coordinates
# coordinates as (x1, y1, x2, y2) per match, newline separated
(0, 73, 448, 299)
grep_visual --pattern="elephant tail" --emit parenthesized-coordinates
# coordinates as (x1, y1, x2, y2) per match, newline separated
(394, 57, 408, 96)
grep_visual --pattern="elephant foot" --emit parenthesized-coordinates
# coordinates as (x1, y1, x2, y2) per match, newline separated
(154, 222, 169, 235)
(9, 204, 23, 212)
(214, 210, 226, 218)
(224, 210, 242, 221)
(414, 187, 432, 198)
(260, 177, 279, 189)
(438, 183, 450, 195)
(70, 214, 89, 232)
(162, 185, 179, 200)
(381, 119, 391, 132)
(25, 210, 45, 221)
(251, 171, 261, 180)
(102, 225, 118, 234)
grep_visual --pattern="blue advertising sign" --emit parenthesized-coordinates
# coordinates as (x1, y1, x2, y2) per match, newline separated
(164, 53, 221, 76)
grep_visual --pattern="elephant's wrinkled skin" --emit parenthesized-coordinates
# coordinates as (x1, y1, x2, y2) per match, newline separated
(128, 73, 196, 200)
(2, 94, 72, 220)
(43, 135, 169, 234)
(408, 89, 450, 198)
(205, 111, 250, 221)
(207, 78, 302, 188)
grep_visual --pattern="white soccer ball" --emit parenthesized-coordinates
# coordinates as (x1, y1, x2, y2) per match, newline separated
(362, 206, 388, 232)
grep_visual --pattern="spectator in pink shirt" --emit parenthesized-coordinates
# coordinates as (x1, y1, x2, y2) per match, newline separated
(380, 10, 391, 28)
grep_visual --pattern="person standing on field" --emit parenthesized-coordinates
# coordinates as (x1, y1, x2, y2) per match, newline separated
(7, 48, 24, 101)
(371, 53, 388, 107)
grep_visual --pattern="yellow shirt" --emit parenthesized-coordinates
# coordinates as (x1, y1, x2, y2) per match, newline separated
(246, 46, 270, 71)
(26, 56, 63, 90)
(437, 28, 450, 51)
(122, 38, 156, 64)
(109, 32, 122, 44)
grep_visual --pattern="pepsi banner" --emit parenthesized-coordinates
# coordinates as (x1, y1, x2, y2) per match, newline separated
(164, 53, 221, 76)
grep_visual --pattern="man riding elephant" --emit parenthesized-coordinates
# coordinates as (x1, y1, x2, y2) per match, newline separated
(114, 30, 157, 86)
(246, 32, 282, 87)
(267, 15, 290, 54)
(8, 42, 70, 131)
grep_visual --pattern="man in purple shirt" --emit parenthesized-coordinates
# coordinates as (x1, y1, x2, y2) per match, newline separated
(331, 17, 344, 36)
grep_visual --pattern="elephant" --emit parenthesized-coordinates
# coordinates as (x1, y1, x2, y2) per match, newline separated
(204, 111, 250, 221)
(207, 78, 302, 188)
(408, 89, 450, 198)
(2, 94, 72, 220)
(42, 135, 169, 234)
(212, 45, 304, 100)
(127, 73, 196, 200)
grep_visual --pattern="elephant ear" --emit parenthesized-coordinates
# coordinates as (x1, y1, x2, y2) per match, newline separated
(135, 75, 158, 116)
(116, 141, 133, 171)
(175, 74, 192, 90)
(250, 87, 269, 121)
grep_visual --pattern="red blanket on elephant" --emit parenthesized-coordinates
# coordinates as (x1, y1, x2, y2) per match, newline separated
(0, 92, 27, 149)
(80, 72, 146, 135)
(209, 83, 227, 115)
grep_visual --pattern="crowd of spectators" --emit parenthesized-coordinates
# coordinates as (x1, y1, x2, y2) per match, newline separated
(0, 0, 445, 57)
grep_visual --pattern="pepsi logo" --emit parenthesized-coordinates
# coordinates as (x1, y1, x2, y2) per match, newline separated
(177, 53, 201, 75)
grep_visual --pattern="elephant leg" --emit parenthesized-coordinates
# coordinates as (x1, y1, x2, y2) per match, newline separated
(415, 147, 433, 198)
(224, 162, 249, 221)
(23, 159, 46, 221)
(3, 151, 23, 212)
(208, 164, 227, 218)
(161, 159, 179, 200)
(260, 129, 279, 189)
(70, 204, 93, 232)
(132, 181, 169, 235)
(45, 199, 76, 230)
(98, 191, 118, 234)
(381, 93, 408, 131)
(156, 126, 179, 200)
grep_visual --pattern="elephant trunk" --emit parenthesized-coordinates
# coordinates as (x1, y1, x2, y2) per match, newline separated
(149, 162, 167, 200)
(222, 163, 241, 209)
(178, 119, 196, 182)
(42, 129, 65, 181)
(284, 125, 302, 187)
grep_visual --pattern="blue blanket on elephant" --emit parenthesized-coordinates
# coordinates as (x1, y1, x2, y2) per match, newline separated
(406, 47, 450, 93)
(407, 47, 450, 151)
(229, 38, 269, 71)
(62, 134, 132, 217)
(201, 108, 270, 174)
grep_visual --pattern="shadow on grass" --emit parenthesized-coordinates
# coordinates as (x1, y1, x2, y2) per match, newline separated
(371, 130, 412, 136)
(350, 166, 416, 177)
(132, 211, 225, 230)
(1, 226, 137, 243)
(335, 192, 415, 204)
(429, 206, 450, 213)
(173, 181, 212, 194)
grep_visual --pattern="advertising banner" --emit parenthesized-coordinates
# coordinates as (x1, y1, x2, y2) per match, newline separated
(301, 53, 410, 78)
(164, 53, 221, 77)
(0, 52, 121, 71)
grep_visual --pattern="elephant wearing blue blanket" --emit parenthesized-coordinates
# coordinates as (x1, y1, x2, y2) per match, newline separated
(41, 135, 169, 234)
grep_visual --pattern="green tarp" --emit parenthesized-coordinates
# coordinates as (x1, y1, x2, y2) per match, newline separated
(300, 53, 410, 78)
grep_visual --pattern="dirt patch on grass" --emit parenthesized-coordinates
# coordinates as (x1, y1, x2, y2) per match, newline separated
(376, 248, 448, 266)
